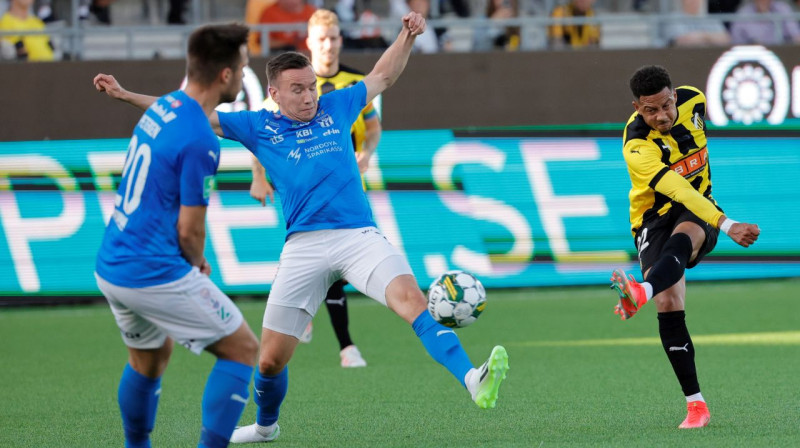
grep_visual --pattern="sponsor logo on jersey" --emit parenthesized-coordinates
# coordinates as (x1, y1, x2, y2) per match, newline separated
(323, 128, 341, 136)
(316, 114, 334, 128)
(303, 141, 342, 158)
(264, 124, 278, 134)
(287, 148, 302, 164)
(670, 146, 708, 179)
(207, 150, 218, 163)
(203, 175, 215, 199)
(296, 128, 313, 138)
(290, 120, 312, 128)
(270, 135, 284, 144)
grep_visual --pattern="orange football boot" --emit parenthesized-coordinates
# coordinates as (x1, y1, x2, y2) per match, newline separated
(679, 401, 711, 429)
(610, 268, 648, 320)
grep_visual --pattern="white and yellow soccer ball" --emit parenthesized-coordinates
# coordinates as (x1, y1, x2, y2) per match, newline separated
(426, 270, 487, 328)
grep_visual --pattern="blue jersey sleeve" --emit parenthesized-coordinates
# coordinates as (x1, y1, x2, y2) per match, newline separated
(326, 81, 367, 126)
(180, 137, 220, 206)
(218, 110, 260, 150)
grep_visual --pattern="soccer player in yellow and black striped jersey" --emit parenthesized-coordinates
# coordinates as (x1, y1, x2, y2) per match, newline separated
(610, 65, 760, 429)
(250, 9, 381, 369)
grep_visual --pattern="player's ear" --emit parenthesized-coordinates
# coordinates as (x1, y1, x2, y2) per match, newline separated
(220, 66, 233, 85)
(632, 100, 639, 112)
(268, 85, 279, 104)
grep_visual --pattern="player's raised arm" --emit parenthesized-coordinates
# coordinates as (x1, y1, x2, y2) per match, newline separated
(362, 12, 426, 104)
(93, 74, 158, 110)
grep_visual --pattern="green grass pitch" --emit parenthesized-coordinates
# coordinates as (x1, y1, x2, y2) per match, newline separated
(1, 279, 798, 447)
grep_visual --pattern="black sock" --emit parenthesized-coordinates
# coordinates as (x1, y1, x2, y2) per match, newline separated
(658, 311, 700, 396)
(325, 280, 353, 350)
(646, 233, 693, 296)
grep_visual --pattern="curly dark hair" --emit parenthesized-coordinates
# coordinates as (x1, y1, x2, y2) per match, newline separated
(629, 65, 672, 99)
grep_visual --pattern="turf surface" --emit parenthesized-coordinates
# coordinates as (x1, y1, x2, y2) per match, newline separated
(1, 279, 798, 447)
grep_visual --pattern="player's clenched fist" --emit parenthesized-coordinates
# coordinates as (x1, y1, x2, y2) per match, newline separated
(93, 73, 126, 100)
(727, 222, 760, 248)
(402, 12, 426, 36)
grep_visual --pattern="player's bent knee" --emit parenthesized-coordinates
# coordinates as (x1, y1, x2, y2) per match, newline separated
(257, 329, 298, 374)
(654, 289, 685, 312)
(258, 356, 288, 375)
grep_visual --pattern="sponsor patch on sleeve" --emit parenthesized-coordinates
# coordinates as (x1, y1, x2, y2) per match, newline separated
(203, 175, 215, 199)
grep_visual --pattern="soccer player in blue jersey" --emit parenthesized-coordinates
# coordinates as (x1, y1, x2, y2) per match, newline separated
(92, 24, 259, 448)
(93, 12, 509, 444)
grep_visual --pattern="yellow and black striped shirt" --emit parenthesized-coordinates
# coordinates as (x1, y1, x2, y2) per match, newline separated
(622, 86, 723, 235)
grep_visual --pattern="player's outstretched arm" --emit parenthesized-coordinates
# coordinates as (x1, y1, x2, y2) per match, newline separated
(249, 154, 274, 206)
(93, 74, 157, 110)
(362, 12, 426, 104)
(718, 216, 760, 248)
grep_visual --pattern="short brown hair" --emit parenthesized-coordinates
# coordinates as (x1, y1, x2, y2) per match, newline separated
(266, 51, 312, 85)
(186, 23, 249, 86)
(308, 9, 339, 29)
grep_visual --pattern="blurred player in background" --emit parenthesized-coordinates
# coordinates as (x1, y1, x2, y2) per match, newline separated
(610, 65, 760, 429)
(93, 24, 259, 448)
(252, 8, 382, 368)
(92, 12, 509, 444)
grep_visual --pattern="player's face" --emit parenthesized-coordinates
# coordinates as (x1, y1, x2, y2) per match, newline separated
(307, 24, 342, 67)
(634, 87, 677, 134)
(221, 45, 249, 104)
(271, 66, 318, 122)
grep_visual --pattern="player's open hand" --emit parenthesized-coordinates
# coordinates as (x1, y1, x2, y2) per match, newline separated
(728, 222, 760, 247)
(93, 73, 127, 100)
(250, 178, 274, 206)
(402, 12, 426, 36)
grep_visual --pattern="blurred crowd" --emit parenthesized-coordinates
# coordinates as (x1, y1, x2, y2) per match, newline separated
(3, 0, 800, 61)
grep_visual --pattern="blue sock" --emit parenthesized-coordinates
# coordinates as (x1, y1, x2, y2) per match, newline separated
(198, 359, 254, 448)
(253, 367, 288, 427)
(412, 311, 474, 387)
(118, 364, 161, 448)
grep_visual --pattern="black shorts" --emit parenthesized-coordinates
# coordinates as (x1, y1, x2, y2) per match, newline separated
(633, 204, 719, 274)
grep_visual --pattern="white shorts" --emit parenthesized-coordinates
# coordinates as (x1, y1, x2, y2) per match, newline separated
(263, 226, 413, 337)
(95, 267, 244, 355)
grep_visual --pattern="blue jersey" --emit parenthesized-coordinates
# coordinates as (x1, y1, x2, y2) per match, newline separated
(219, 81, 375, 237)
(96, 90, 220, 287)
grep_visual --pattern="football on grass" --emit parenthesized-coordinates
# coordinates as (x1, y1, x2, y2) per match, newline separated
(427, 270, 486, 328)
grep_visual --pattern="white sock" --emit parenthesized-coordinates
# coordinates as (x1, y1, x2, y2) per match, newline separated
(642, 282, 654, 301)
(256, 422, 277, 436)
(465, 368, 477, 394)
(686, 392, 705, 403)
